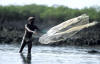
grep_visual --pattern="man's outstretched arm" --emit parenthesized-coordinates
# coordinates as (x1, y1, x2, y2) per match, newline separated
(25, 25, 36, 34)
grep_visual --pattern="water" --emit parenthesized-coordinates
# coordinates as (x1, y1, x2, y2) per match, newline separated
(0, 44, 100, 64)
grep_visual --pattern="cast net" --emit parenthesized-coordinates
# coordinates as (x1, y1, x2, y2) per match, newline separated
(39, 14, 97, 44)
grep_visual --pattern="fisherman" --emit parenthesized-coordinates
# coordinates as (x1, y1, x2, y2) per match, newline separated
(19, 16, 39, 53)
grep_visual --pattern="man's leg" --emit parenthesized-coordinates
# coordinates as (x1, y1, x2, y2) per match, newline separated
(27, 40, 32, 53)
(19, 40, 27, 53)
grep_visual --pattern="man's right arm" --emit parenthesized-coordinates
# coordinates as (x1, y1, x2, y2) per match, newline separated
(25, 24, 36, 33)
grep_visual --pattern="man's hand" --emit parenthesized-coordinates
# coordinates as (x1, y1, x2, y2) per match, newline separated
(32, 31, 37, 34)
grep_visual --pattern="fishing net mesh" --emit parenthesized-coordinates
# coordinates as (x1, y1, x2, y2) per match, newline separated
(39, 14, 97, 44)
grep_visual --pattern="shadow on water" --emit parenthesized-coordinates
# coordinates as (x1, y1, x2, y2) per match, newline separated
(20, 53, 31, 64)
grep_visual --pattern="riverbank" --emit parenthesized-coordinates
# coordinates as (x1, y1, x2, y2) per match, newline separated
(0, 23, 100, 46)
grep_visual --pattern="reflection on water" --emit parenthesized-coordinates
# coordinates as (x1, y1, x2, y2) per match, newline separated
(20, 53, 31, 64)
(0, 44, 100, 64)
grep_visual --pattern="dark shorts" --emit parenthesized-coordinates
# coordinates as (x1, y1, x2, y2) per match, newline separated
(24, 37, 32, 42)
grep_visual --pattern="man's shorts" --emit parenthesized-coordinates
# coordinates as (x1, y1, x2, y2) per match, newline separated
(25, 37, 32, 42)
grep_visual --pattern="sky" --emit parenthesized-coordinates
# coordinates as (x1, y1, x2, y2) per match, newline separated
(0, 0, 100, 9)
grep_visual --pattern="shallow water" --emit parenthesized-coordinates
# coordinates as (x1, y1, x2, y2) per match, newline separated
(0, 44, 100, 64)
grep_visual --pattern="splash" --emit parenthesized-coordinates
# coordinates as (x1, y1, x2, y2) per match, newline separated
(39, 14, 98, 44)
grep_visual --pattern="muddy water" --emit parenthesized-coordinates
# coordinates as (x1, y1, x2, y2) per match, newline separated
(0, 44, 100, 64)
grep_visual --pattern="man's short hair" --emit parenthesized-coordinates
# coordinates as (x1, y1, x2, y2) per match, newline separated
(28, 17, 35, 21)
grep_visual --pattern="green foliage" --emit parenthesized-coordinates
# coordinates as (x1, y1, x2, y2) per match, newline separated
(0, 4, 100, 22)
(0, 4, 100, 44)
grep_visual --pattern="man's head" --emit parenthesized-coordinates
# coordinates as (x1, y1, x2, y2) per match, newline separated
(28, 17, 35, 24)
